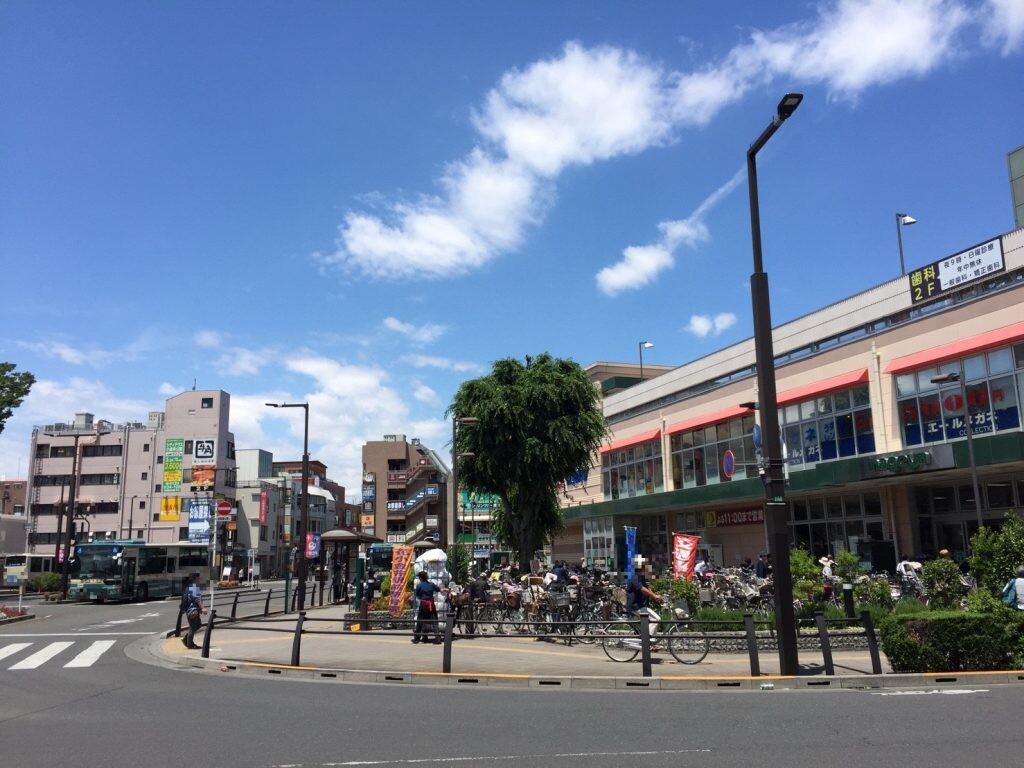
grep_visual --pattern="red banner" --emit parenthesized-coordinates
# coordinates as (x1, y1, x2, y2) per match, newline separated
(672, 533, 701, 580)
(388, 545, 414, 616)
(259, 488, 268, 525)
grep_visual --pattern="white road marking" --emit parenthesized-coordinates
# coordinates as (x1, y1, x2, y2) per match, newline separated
(1, 632, 153, 636)
(63, 640, 116, 668)
(0, 642, 32, 660)
(870, 689, 989, 696)
(9, 641, 74, 669)
(271, 749, 712, 767)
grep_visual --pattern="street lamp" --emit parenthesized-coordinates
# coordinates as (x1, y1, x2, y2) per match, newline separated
(451, 416, 480, 550)
(125, 495, 138, 539)
(931, 368, 983, 529)
(638, 341, 654, 380)
(896, 212, 917, 275)
(747, 92, 802, 676)
(266, 401, 310, 610)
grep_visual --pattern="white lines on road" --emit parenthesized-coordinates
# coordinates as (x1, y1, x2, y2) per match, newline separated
(64, 640, 116, 668)
(0, 642, 32, 661)
(9, 641, 74, 669)
(1, 632, 153, 636)
(270, 749, 713, 767)
(870, 689, 990, 696)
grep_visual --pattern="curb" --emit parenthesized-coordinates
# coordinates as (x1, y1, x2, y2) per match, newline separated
(0, 613, 35, 626)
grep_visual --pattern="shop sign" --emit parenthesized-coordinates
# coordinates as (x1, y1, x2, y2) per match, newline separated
(706, 509, 764, 527)
(863, 444, 953, 477)
(908, 237, 1004, 304)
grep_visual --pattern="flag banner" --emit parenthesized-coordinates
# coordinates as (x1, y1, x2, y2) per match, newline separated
(388, 545, 414, 616)
(259, 488, 268, 525)
(672, 533, 701, 580)
(625, 526, 637, 579)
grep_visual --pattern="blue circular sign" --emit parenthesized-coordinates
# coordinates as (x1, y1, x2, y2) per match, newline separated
(722, 449, 736, 479)
(752, 423, 762, 450)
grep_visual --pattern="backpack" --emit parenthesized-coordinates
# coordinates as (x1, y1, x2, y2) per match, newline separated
(1002, 579, 1017, 607)
(180, 587, 196, 615)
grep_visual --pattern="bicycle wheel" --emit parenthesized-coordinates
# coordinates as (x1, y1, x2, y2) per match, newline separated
(571, 607, 599, 645)
(506, 606, 526, 634)
(666, 622, 709, 665)
(601, 620, 640, 662)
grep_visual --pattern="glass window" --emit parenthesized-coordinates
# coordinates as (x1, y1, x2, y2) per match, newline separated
(988, 347, 1013, 375)
(818, 417, 837, 460)
(835, 413, 856, 457)
(784, 425, 803, 466)
(826, 498, 843, 519)
(896, 373, 917, 397)
(784, 404, 799, 424)
(931, 486, 955, 514)
(809, 500, 825, 520)
(965, 380, 993, 434)
(917, 369, 939, 393)
(986, 482, 1013, 509)
(963, 354, 986, 381)
(704, 443, 719, 484)
(899, 398, 922, 446)
(716, 423, 730, 442)
(992, 375, 1020, 431)
(919, 393, 944, 442)
(834, 389, 851, 410)
(800, 400, 818, 420)
(852, 385, 870, 408)
(792, 500, 808, 521)
(816, 395, 833, 414)
(854, 408, 875, 453)
(1014, 343, 1024, 370)
(803, 422, 821, 464)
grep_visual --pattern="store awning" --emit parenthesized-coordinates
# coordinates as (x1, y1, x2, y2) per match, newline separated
(599, 428, 661, 454)
(883, 320, 1024, 374)
(776, 368, 869, 406)
(666, 405, 753, 436)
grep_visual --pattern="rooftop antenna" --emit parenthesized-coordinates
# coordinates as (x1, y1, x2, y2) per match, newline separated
(192, 378, 197, 391)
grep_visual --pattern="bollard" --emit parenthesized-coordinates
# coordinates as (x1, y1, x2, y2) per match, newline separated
(291, 611, 306, 666)
(359, 596, 369, 632)
(842, 583, 855, 618)
(813, 611, 835, 676)
(264, 588, 273, 616)
(861, 610, 883, 675)
(201, 609, 216, 659)
(231, 592, 240, 620)
(743, 614, 761, 677)
(174, 607, 184, 638)
(442, 611, 455, 674)
(639, 613, 652, 678)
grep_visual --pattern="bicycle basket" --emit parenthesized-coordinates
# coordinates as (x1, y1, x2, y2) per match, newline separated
(550, 592, 571, 608)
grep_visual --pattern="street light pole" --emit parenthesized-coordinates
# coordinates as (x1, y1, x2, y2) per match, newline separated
(895, 213, 917, 275)
(747, 92, 802, 677)
(638, 341, 653, 380)
(931, 366, 983, 529)
(451, 416, 479, 552)
(266, 402, 310, 610)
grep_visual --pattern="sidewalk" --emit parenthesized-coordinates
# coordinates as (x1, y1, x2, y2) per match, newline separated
(148, 601, 937, 690)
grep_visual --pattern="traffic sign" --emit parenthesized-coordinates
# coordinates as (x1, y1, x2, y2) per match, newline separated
(721, 449, 735, 479)
(216, 500, 233, 516)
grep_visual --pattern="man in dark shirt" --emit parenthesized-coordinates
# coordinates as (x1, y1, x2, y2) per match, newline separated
(755, 552, 770, 579)
(412, 570, 440, 644)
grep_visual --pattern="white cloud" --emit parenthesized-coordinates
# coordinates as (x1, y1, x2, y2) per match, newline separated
(413, 384, 439, 405)
(194, 330, 223, 349)
(685, 312, 737, 338)
(382, 317, 448, 344)
(212, 347, 273, 377)
(402, 354, 483, 373)
(158, 382, 182, 396)
(982, 0, 1024, 54)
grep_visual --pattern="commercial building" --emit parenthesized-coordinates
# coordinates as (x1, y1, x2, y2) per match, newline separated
(360, 434, 450, 546)
(554, 226, 1024, 573)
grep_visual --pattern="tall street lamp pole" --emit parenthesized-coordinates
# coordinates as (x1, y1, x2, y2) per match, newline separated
(638, 341, 653, 380)
(451, 416, 479, 551)
(747, 92, 803, 677)
(266, 402, 310, 610)
(931, 367, 983, 529)
(895, 212, 917, 275)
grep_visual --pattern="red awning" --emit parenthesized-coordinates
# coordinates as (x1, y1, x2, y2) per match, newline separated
(776, 369, 869, 406)
(666, 405, 752, 436)
(599, 428, 661, 454)
(883, 321, 1024, 374)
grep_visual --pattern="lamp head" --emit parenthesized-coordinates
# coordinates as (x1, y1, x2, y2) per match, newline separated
(640, 341, 654, 349)
(930, 372, 960, 384)
(898, 213, 917, 226)
(776, 93, 803, 120)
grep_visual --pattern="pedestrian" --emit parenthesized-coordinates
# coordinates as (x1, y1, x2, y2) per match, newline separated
(1002, 566, 1024, 610)
(819, 555, 835, 583)
(755, 551, 770, 579)
(181, 572, 207, 650)
(412, 570, 440, 644)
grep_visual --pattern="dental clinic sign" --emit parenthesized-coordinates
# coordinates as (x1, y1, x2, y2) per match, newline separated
(862, 444, 953, 477)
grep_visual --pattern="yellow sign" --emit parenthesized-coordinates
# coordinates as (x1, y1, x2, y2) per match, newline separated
(159, 496, 181, 522)
(388, 545, 414, 616)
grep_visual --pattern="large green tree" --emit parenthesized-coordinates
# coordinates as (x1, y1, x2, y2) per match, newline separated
(449, 353, 607, 571)
(0, 362, 35, 435)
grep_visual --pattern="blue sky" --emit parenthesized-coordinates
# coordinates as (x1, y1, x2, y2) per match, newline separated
(2, 1, 1022, 500)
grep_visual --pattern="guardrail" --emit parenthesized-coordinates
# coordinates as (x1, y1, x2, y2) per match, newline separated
(186, 606, 882, 678)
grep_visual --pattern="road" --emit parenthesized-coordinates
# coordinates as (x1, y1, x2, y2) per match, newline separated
(2, 596, 1022, 768)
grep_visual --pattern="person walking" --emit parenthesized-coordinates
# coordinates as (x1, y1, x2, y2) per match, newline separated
(412, 570, 440, 644)
(1003, 565, 1024, 610)
(181, 572, 207, 650)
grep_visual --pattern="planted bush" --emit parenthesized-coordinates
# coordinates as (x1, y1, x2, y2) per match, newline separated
(879, 610, 1024, 672)
(921, 559, 964, 610)
(30, 572, 61, 593)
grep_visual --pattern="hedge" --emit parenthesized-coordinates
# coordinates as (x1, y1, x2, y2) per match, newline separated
(879, 610, 1024, 672)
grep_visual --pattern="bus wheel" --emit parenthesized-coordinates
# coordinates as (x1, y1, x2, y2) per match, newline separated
(134, 583, 148, 601)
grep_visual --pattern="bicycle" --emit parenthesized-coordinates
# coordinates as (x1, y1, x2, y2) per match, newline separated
(601, 594, 709, 665)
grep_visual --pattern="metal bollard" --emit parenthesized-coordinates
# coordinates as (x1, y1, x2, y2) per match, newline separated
(842, 583, 855, 618)
(442, 612, 455, 674)
(813, 611, 835, 676)
(201, 609, 216, 659)
(743, 614, 761, 677)
(264, 588, 273, 616)
(291, 611, 306, 666)
(639, 613, 652, 678)
(174, 608, 184, 637)
(231, 592, 240, 620)
(861, 610, 883, 675)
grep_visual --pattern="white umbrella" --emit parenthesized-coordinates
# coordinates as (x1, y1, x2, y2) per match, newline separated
(416, 547, 448, 563)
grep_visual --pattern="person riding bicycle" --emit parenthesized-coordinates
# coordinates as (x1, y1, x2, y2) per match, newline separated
(624, 556, 661, 615)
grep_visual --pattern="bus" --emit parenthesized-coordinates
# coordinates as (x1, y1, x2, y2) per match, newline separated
(366, 543, 393, 574)
(67, 541, 210, 602)
(3, 553, 57, 588)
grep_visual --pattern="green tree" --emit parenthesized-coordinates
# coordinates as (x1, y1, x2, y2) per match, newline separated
(921, 558, 964, 610)
(969, 514, 1024, 593)
(0, 362, 35, 435)
(449, 354, 608, 573)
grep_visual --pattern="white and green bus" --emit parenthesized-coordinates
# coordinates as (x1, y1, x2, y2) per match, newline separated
(68, 541, 209, 602)
(3, 553, 57, 588)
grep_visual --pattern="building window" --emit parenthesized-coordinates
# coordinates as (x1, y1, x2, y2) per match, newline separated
(155, 485, 161, 493)
(779, 384, 875, 466)
(79, 474, 120, 486)
(141, 471, 148, 480)
(259, 525, 268, 542)
(789, 491, 885, 557)
(178, 527, 190, 541)
(143, 443, 150, 452)
(602, 439, 664, 500)
(184, 440, 193, 455)
(669, 414, 756, 490)
(583, 516, 616, 568)
(157, 455, 163, 464)
(83, 445, 123, 457)
(35, 443, 49, 458)
(139, 500, 146, 509)
(201, 397, 214, 409)
(897, 344, 1023, 447)
(49, 445, 75, 458)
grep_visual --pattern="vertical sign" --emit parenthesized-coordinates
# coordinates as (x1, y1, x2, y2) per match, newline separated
(305, 531, 321, 560)
(672, 533, 701, 580)
(625, 526, 637, 579)
(159, 496, 182, 522)
(188, 498, 212, 543)
(162, 438, 184, 492)
(259, 488, 268, 525)
(388, 544, 414, 616)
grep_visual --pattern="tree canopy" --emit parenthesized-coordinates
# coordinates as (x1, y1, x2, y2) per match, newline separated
(0, 362, 35, 436)
(449, 353, 607, 571)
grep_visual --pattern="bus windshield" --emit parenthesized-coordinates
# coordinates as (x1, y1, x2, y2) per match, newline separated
(4, 555, 26, 567)
(71, 545, 124, 580)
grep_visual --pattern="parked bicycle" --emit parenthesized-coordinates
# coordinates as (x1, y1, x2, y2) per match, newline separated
(601, 593, 709, 665)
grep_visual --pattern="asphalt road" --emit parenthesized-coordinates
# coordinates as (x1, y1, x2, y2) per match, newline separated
(2, 597, 1022, 768)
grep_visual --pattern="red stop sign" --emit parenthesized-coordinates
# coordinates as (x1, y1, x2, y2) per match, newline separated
(216, 500, 233, 516)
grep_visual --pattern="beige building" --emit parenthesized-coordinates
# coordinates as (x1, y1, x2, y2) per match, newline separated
(26, 390, 237, 556)
(555, 227, 1024, 573)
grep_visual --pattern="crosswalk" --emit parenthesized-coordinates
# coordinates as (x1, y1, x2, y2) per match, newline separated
(0, 639, 118, 670)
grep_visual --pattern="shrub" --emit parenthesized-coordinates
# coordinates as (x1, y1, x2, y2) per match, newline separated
(969, 513, 1024, 593)
(921, 559, 964, 610)
(879, 611, 1024, 672)
(854, 577, 895, 612)
(834, 548, 866, 583)
(30, 572, 61, 593)
(446, 544, 470, 585)
(649, 576, 699, 614)
(893, 596, 928, 614)
(788, 548, 820, 583)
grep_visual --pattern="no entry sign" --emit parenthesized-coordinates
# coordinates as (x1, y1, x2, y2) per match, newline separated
(216, 500, 233, 517)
